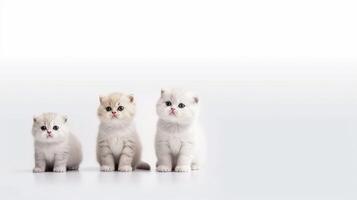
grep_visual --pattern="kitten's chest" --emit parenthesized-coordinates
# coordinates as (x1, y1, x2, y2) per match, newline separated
(43, 148, 55, 162)
(106, 133, 125, 156)
(168, 135, 182, 155)
(163, 128, 195, 155)
(38, 143, 66, 162)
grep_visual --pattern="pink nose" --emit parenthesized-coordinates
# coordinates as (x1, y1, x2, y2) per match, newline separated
(171, 108, 176, 112)
(47, 131, 52, 134)
(112, 111, 117, 114)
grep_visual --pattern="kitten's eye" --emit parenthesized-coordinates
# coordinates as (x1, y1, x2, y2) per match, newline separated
(40, 126, 47, 131)
(105, 106, 112, 112)
(178, 103, 185, 108)
(53, 125, 59, 131)
(117, 106, 124, 111)
(165, 101, 172, 106)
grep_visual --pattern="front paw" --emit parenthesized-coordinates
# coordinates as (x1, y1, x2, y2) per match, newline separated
(175, 165, 191, 172)
(33, 167, 45, 173)
(118, 165, 132, 172)
(53, 166, 66, 173)
(157, 165, 172, 172)
(100, 165, 114, 172)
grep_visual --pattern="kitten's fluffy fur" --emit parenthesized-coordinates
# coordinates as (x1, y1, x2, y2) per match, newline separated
(32, 113, 82, 173)
(96, 92, 150, 172)
(155, 88, 205, 172)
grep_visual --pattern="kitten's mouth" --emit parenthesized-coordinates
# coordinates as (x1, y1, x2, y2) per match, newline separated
(111, 115, 118, 119)
(169, 111, 176, 116)
(46, 134, 53, 138)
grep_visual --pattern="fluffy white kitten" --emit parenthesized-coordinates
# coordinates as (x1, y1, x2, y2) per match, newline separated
(96, 92, 150, 172)
(32, 113, 82, 173)
(155, 88, 205, 172)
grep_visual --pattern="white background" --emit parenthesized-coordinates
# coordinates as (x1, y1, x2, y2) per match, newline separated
(0, 0, 357, 199)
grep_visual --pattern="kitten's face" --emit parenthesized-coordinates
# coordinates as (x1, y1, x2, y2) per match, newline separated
(97, 92, 136, 124)
(32, 113, 69, 143)
(156, 89, 199, 124)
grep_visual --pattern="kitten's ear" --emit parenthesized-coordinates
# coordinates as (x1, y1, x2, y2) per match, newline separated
(99, 95, 105, 104)
(128, 94, 134, 103)
(62, 115, 68, 123)
(193, 96, 199, 104)
(161, 88, 167, 97)
(33, 116, 38, 123)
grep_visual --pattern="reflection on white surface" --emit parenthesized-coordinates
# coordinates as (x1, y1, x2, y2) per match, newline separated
(24, 168, 204, 185)
(2, 168, 219, 200)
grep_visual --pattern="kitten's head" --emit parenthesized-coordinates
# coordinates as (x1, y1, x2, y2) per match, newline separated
(156, 88, 199, 124)
(97, 92, 136, 125)
(32, 113, 69, 143)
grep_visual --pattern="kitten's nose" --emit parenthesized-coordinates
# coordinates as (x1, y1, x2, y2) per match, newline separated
(170, 108, 176, 112)
(112, 111, 117, 115)
(47, 130, 52, 134)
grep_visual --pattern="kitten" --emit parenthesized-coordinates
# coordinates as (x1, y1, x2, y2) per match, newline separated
(96, 92, 150, 172)
(32, 113, 82, 173)
(155, 88, 205, 172)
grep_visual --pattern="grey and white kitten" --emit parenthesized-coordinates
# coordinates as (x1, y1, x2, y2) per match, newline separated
(32, 113, 82, 173)
(155, 88, 205, 172)
(96, 92, 150, 172)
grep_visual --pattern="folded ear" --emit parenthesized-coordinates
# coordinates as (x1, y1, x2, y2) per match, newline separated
(99, 95, 105, 104)
(193, 96, 199, 104)
(33, 116, 38, 123)
(128, 94, 134, 103)
(62, 115, 68, 123)
(161, 88, 168, 97)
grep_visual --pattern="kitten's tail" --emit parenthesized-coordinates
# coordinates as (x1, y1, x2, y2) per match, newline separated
(136, 161, 151, 170)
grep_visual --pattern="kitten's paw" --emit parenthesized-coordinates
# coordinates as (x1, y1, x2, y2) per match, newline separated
(53, 167, 67, 173)
(157, 165, 172, 172)
(118, 165, 132, 172)
(100, 165, 114, 172)
(175, 165, 191, 172)
(33, 167, 45, 173)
